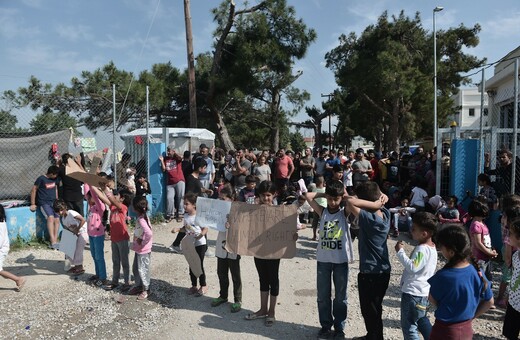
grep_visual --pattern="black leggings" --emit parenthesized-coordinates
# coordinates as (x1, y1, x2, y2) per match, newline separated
(190, 244, 207, 286)
(254, 257, 280, 296)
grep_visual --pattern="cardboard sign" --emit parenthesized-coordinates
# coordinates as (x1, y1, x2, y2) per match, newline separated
(59, 229, 78, 259)
(65, 158, 108, 186)
(194, 197, 231, 232)
(181, 235, 203, 277)
(225, 202, 297, 259)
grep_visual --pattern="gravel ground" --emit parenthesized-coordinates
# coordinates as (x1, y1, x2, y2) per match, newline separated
(0, 221, 506, 339)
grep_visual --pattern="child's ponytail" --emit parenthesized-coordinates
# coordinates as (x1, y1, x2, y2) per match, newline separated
(132, 196, 151, 229)
(469, 257, 488, 295)
(436, 224, 472, 269)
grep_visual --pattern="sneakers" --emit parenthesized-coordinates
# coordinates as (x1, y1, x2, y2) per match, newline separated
(318, 328, 333, 339)
(333, 330, 345, 339)
(230, 302, 241, 313)
(211, 296, 228, 307)
(168, 245, 182, 253)
(390, 230, 399, 238)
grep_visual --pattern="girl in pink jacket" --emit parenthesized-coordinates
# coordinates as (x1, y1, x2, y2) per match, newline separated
(128, 196, 153, 300)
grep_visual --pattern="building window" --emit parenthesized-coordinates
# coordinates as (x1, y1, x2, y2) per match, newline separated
(469, 108, 475, 117)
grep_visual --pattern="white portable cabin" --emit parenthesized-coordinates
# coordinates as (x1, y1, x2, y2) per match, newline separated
(120, 127, 216, 166)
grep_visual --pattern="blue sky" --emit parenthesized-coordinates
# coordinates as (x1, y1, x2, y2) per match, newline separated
(1, 0, 520, 136)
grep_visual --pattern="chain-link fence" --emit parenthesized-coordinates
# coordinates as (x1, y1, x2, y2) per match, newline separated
(436, 57, 520, 201)
(0, 87, 148, 204)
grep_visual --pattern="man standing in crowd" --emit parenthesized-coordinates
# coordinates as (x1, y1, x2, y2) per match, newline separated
(352, 148, 373, 188)
(273, 148, 294, 189)
(300, 147, 315, 187)
(232, 148, 252, 192)
(197, 144, 215, 192)
(485, 149, 520, 197)
(159, 147, 185, 223)
(315, 149, 328, 180)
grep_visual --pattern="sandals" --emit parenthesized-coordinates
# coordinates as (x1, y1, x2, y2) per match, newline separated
(15, 277, 26, 292)
(127, 286, 143, 295)
(104, 283, 119, 291)
(187, 286, 198, 295)
(265, 317, 275, 327)
(211, 297, 228, 307)
(137, 290, 149, 300)
(195, 286, 208, 297)
(230, 302, 241, 313)
(244, 313, 267, 320)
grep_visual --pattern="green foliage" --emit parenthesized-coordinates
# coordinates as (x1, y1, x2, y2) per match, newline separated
(325, 10, 485, 151)
(0, 110, 22, 133)
(150, 212, 165, 224)
(9, 235, 46, 251)
(29, 111, 78, 133)
(289, 131, 306, 153)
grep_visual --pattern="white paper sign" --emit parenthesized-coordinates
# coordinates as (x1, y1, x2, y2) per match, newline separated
(194, 197, 231, 232)
(59, 229, 78, 259)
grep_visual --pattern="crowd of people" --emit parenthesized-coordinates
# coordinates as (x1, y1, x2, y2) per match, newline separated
(1, 142, 520, 340)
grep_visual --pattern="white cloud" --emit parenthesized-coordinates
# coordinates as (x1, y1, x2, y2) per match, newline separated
(0, 8, 40, 39)
(483, 11, 520, 38)
(6, 43, 102, 76)
(20, 0, 44, 8)
(55, 24, 93, 42)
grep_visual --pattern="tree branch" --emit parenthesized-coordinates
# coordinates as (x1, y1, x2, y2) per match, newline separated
(361, 92, 391, 117)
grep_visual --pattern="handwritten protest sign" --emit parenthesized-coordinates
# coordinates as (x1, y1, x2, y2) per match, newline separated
(66, 158, 109, 187)
(194, 197, 231, 232)
(225, 202, 297, 259)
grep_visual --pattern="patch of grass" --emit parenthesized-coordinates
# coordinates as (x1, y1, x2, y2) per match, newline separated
(150, 212, 165, 224)
(10, 235, 47, 251)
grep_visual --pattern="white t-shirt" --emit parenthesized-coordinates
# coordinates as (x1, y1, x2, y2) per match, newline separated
(316, 208, 354, 264)
(397, 244, 438, 297)
(61, 210, 86, 234)
(253, 164, 271, 182)
(0, 221, 9, 255)
(509, 250, 520, 312)
(183, 213, 207, 247)
(410, 187, 428, 207)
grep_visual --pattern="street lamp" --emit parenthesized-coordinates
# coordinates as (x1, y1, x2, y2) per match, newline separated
(433, 6, 443, 149)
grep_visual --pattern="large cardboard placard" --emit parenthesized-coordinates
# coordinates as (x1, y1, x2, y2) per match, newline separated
(194, 197, 231, 232)
(225, 202, 297, 259)
(65, 158, 109, 186)
(59, 229, 78, 259)
(181, 235, 203, 277)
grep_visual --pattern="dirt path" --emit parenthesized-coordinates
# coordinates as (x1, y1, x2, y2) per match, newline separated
(0, 221, 505, 339)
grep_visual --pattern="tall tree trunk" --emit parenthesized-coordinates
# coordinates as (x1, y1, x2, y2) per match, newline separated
(270, 91, 281, 150)
(205, 1, 266, 152)
(388, 100, 400, 152)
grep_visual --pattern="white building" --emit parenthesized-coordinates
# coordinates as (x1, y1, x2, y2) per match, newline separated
(450, 87, 489, 128)
(486, 46, 520, 130)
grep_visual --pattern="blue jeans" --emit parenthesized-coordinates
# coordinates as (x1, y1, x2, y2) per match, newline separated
(317, 261, 349, 332)
(89, 235, 107, 280)
(400, 293, 432, 340)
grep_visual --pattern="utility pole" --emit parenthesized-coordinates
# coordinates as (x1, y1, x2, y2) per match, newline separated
(321, 93, 334, 150)
(184, 0, 197, 128)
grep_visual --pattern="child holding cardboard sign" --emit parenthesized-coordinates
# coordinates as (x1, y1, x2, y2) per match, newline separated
(172, 192, 209, 297)
(212, 184, 242, 313)
(244, 180, 298, 328)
